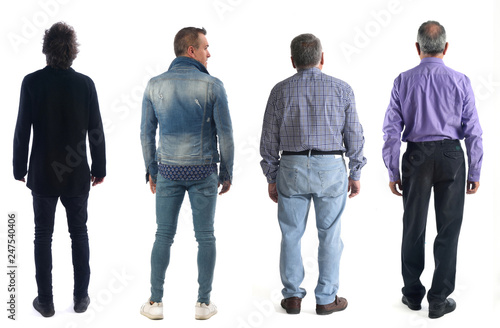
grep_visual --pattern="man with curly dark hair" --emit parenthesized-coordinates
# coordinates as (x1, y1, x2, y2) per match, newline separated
(13, 22, 106, 317)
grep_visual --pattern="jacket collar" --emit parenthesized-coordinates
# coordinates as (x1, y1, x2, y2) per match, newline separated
(168, 56, 210, 75)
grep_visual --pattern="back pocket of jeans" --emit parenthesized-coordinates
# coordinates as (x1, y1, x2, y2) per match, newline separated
(277, 167, 298, 197)
(318, 169, 346, 198)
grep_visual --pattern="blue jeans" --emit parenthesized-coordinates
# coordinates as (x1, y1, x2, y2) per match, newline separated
(277, 154, 347, 305)
(150, 173, 218, 304)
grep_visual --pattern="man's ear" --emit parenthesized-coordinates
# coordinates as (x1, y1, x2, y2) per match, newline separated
(442, 42, 449, 55)
(186, 45, 195, 59)
(415, 42, 421, 56)
(291, 56, 296, 69)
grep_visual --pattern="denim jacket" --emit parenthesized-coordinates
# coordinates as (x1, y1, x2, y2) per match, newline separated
(141, 57, 234, 184)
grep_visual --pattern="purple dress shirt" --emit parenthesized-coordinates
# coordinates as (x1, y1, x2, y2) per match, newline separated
(382, 57, 483, 182)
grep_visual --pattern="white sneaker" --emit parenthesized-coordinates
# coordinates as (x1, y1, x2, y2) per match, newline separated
(140, 299, 163, 320)
(195, 301, 217, 320)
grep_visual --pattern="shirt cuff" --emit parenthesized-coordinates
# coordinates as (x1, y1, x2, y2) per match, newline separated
(388, 169, 400, 182)
(349, 170, 361, 181)
(467, 170, 480, 182)
(266, 172, 277, 184)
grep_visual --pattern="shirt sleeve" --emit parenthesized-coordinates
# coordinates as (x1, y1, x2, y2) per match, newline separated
(343, 88, 367, 181)
(461, 76, 483, 181)
(140, 81, 158, 183)
(260, 88, 281, 183)
(382, 77, 404, 182)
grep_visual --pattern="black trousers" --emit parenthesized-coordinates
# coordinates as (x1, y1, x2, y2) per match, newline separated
(32, 192, 90, 303)
(401, 140, 465, 305)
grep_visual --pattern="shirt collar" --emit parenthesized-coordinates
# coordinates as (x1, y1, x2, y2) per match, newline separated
(420, 57, 445, 65)
(296, 67, 322, 74)
(168, 56, 210, 75)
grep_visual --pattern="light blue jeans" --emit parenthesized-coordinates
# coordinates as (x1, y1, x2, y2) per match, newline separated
(150, 173, 218, 304)
(277, 154, 347, 305)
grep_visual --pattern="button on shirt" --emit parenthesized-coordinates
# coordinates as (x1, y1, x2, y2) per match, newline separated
(260, 67, 367, 183)
(382, 57, 483, 182)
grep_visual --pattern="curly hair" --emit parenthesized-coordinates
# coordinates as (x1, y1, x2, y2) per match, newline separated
(42, 22, 79, 69)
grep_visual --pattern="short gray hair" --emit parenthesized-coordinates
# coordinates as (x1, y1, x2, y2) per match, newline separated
(417, 21, 446, 55)
(290, 34, 322, 69)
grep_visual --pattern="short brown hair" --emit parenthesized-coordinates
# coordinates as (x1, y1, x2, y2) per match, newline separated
(42, 22, 79, 69)
(173, 27, 207, 57)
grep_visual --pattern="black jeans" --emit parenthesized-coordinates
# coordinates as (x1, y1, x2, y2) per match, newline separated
(401, 140, 465, 305)
(32, 192, 90, 303)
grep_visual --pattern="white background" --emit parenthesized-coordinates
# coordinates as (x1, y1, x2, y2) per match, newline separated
(1, 0, 499, 327)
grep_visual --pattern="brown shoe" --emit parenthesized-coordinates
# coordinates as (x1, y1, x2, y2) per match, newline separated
(316, 296, 348, 315)
(281, 297, 301, 314)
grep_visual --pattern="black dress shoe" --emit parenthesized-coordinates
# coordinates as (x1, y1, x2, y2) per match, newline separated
(429, 298, 456, 319)
(281, 297, 301, 314)
(402, 296, 421, 310)
(33, 297, 55, 317)
(74, 296, 91, 313)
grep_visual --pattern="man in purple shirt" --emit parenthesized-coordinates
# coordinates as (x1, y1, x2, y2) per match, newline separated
(382, 21, 482, 319)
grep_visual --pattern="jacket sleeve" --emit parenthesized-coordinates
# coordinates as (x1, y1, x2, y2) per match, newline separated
(13, 77, 32, 180)
(212, 81, 234, 184)
(87, 78, 106, 178)
(140, 81, 158, 183)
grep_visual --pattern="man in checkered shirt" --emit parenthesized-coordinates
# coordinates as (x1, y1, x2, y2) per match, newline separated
(260, 33, 366, 316)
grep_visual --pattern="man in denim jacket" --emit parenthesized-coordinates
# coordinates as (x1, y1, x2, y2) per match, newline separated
(140, 27, 234, 321)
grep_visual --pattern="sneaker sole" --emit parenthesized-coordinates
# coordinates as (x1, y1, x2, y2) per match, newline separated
(140, 309, 163, 320)
(195, 309, 217, 320)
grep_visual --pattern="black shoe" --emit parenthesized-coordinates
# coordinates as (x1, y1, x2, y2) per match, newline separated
(429, 298, 456, 319)
(74, 296, 91, 313)
(402, 296, 421, 311)
(33, 297, 55, 317)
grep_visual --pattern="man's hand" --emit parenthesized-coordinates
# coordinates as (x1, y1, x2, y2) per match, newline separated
(149, 174, 156, 194)
(268, 183, 278, 203)
(348, 178, 360, 198)
(17, 177, 26, 182)
(91, 176, 105, 187)
(389, 180, 403, 196)
(218, 181, 231, 195)
(467, 180, 480, 194)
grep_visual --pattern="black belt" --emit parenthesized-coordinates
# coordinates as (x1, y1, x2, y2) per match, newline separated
(282, 150, 343, 156)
